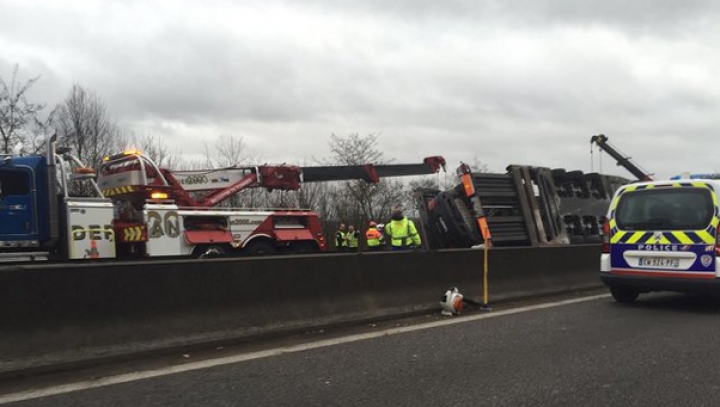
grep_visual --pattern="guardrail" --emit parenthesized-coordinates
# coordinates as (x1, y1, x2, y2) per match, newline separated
(0, 245, 601, 377)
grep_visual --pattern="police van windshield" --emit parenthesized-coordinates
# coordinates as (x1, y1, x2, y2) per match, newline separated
(615, 187, 713, 231)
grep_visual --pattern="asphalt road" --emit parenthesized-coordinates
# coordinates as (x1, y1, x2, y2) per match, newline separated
(7, 291, 720, 407)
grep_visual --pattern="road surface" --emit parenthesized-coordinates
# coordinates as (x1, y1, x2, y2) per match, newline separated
(4, 291, 720, 406)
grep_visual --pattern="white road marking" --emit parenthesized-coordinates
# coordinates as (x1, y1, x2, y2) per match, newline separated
(0, 293, 609, 405)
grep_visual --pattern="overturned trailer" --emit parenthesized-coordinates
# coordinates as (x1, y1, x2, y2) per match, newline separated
(415, 165, 628, 249)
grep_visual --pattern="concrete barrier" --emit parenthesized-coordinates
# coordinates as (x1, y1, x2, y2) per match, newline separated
(0, 244, 601, 377)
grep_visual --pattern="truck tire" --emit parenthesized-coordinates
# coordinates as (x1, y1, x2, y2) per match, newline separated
(193, 244, 228, 259)
(584, 235, 602, 244)
(244, 240, 277, 255)
(610, 286, 640, 304)
(287, 241, 319, 254)
(551, 168, 567, 178)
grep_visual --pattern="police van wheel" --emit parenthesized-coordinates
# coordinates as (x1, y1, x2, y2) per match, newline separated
(610, 286, 640, 304)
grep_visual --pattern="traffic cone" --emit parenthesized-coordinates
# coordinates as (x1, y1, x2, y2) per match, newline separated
(86, 240, 99, 259)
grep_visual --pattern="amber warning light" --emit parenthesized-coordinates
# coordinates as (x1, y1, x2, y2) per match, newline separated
(151, 191, 169, 200)
(461, 173, 475, 197)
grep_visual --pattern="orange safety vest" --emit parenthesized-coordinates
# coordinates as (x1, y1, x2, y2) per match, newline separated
(365, 227, 383, 247)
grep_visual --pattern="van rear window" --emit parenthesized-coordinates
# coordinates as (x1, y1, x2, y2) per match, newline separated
(615, 188, 714, 231)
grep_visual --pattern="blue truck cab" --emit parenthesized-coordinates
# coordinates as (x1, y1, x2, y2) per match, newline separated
(0, 154, 54, 250)
(0, 137, 116, 261)
(600, 178, 720, 302)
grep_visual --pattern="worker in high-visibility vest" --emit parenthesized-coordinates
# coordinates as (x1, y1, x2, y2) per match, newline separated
(346, 225, 360, 252)
(385, 209, 421, 250)
(335, 223, 348, 252)
(365, 221, 384, 251)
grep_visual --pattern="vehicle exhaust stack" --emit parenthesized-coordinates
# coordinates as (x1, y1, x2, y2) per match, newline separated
(45, 134, 60, 246)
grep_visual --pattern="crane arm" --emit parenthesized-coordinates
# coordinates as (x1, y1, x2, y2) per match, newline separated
(300, 156, 446, 183)
(590, 134, 652, 181)
(99, 151, 446, 207)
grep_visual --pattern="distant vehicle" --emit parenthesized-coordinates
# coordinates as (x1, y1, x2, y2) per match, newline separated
(600, 178, 720, 303)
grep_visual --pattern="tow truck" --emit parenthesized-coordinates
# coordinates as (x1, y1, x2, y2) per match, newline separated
(0, 135, 445, 261)
(98, 149, 445, 258)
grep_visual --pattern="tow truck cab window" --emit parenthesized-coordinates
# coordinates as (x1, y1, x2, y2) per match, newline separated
(0, 171, 30, 196)
(615, 188, 713, 231)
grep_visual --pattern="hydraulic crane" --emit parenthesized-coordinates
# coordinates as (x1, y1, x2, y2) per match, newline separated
(99, 152, 446, 206)
(590, 134, 652, 181)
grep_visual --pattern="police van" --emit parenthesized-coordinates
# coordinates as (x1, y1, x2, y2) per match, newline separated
(600, 178, 720, 303)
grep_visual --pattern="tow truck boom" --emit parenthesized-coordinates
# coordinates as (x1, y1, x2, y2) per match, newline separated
(590, 134, 652, 181)
(99, 152, 446, 207)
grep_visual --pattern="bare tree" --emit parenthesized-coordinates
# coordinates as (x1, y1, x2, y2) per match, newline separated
(329, 133, 383, 165)
(328, 133, 404, 229)
(54, 85, 123, 168)
(133, 133, 180, 169)
(470, 155, 490, 173)
(0, 65, 46, 154)
(21, 106, 58, 154)
(204, 134, 267, 208)
(296, 181, 333, 216)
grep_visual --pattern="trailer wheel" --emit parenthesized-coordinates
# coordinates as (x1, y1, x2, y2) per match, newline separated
(244, 240, 277, 255)
(193, 245, 227, 259)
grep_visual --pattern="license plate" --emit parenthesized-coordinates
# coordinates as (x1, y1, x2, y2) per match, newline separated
(639, 257, 680, 268)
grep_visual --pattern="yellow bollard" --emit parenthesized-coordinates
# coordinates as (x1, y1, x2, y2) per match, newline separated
(478, 217, 492, 311)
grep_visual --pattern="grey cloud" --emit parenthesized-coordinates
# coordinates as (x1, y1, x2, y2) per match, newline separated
(311, 0, 720, 36)
(1, 0, 719, 181)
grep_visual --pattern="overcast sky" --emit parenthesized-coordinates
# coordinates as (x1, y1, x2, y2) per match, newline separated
(1, 0, 719, 180)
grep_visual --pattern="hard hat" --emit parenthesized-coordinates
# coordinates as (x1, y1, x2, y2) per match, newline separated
(369, 221, 377, 227)
(377, 223, 385, 230)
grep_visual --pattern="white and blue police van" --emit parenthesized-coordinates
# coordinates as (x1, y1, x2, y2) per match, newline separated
(600, 175, 720, 303)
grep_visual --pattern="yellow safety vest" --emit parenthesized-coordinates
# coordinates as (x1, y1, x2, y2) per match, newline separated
(386, 218, 421, 247)
(346, 231, 359, 248)
(336, 230, 347, 248)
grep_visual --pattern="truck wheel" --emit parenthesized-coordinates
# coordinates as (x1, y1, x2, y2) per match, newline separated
(551, 168, 567, 178)
(288, 241, 319, 254)
(193, 245, 227, 259)
(610, 286, 640, 304)
(584, 235, 602, 244)
(244, 240, 277, 255)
